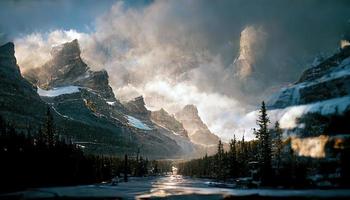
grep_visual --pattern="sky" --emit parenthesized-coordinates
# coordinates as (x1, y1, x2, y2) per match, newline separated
(1, 0, 350, 141)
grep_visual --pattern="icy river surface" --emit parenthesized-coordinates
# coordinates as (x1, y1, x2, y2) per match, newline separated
(5, 175, 350, 199)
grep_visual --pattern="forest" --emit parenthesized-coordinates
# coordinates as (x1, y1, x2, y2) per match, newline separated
(177, 102, 350, 188)
(0, 108, 171, 194)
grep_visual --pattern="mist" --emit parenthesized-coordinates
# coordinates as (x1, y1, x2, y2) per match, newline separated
(2, 0, 350, 141)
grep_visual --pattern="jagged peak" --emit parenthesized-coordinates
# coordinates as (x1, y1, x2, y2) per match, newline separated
(0, 42, 15, 57)
(182, 104, 198, 114)
(131, 96, 145, 105)
(50, 39, 81, 58)
(297, 45, 350, 83)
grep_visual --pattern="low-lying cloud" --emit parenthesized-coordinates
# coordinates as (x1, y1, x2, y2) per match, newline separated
(10, 0, 350, 141)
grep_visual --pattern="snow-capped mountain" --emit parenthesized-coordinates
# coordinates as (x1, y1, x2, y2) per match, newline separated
(0, 40, 202, 158)
(266, 45, 350, 138)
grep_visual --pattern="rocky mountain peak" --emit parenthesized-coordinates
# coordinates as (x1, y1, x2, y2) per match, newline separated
(151, 108, 189, 138)
(124, 96, 150, 118)
(181, 104, 199, 116)
(175, 104, 219, 146)
(0, 42, 15, 57)
(23, 39, 116, 100)
(0, 42, 20, 77)
(50, 39, 81, 59)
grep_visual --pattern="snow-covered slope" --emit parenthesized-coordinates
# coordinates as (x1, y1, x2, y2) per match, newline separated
(126, 115, 152, 131)
(37, 86, 81, 97)
(263, 46, 350, 138)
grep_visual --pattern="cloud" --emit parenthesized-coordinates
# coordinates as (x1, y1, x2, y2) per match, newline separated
(10, 0, 350, 141)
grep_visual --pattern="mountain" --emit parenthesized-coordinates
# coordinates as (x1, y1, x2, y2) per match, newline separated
(1, 39, 199, 158)
(175, 105, 221, 155)
(151, 108, 188, 138)
(24, 39, 116, 101)
(268, 46, 350, 110)
(0, 42, 47, 129)
(265, 44, 350, 158)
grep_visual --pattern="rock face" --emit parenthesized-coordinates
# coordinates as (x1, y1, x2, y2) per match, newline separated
(267, 46, 350, 109)
(175, 105, 219, 146)
(0, 42, 47, 129)
(151, 108, 188, 138)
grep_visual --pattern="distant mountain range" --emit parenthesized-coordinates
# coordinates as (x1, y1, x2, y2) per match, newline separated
(0, 39, 221, 159)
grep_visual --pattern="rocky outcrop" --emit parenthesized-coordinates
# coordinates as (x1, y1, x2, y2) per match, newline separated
(124, 96, 151, 119)
(151, 108, 188, 138)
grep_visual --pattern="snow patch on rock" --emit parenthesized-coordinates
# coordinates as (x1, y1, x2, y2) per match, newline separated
(126, 115, 152, 131)
(37, 86, 81, 97)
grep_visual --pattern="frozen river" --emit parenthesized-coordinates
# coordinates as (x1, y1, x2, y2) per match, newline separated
(3, 175, 350, 199)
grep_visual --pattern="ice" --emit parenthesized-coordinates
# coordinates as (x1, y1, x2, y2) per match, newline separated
(126, 115, 152, 130)
(4, 175, 350, 199)
(37, 86, 80, 97)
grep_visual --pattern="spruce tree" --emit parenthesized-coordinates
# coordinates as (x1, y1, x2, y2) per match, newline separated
(216, 140, 225, 180)
(229, 135, 237, 177)
(44, 107, 56, 147)
(255, 101, 272, 185)
(273, 121, 283, 170)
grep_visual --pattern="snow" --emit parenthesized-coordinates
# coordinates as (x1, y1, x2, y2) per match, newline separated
(238, 96, 350, 136)
(126, 115, 152, 131)
(106, 101, 116, 106)
(37, 86, 81, 97)
(267, 58, 350, 108)
(272, 96, 350, 129)
(5, 175, 350, 199)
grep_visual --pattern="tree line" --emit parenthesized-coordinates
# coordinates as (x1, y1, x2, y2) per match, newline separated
(177, 102, 350, 188)
(0, 108, 167, 193)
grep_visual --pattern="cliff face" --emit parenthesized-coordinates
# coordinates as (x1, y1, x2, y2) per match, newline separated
(0, 42, 47, 128)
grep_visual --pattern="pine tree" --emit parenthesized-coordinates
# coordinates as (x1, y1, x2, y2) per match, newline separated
(255, 101, 272, 185)
(228, 135, 237, 177)
(44, 107, 56, 147)
(124, 154, 128, 182)
(216, 140, 225, 180)
(273, 121, 283, 170)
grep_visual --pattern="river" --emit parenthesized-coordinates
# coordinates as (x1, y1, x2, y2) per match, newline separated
(3, 175, 350, 199)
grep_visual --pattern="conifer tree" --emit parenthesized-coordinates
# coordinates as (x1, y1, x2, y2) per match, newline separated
(255, 101, 272, 185)
(44, 107, 56, 147)
(216, 140, 225, 180)
(229, 135, 237, 177)
(273, 121, 283, 170)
